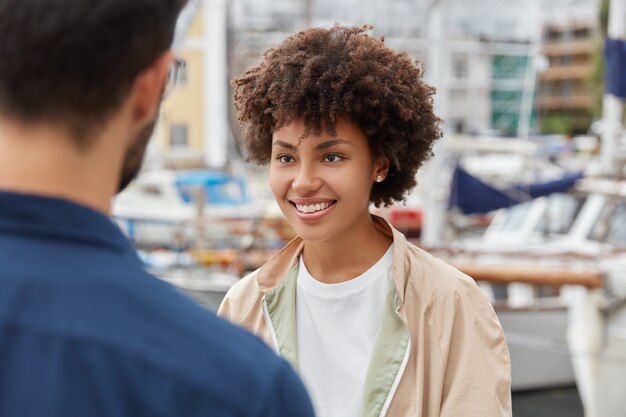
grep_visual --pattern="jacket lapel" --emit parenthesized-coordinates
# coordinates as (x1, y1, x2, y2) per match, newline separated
(264, 263, 299, 369)
(361, 285, 410, 417)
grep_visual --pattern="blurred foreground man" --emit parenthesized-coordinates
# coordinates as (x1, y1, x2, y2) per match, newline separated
(0, 1, 314, 416)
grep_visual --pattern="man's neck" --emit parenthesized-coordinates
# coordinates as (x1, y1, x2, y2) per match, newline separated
(0, 120, 123, 215)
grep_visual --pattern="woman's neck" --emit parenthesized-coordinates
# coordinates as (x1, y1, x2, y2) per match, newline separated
(301, 216, 393, 284)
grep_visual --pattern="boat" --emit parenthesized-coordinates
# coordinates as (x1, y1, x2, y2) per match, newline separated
(436, 171, 626, 400)
(113, 169, 291, 308)
(158, 267, 240, 311)
(113, 169, 260, 249)
(138, 249, 240, 311)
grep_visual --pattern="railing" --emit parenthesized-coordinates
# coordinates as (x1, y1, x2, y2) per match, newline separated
(454, 263, 603, 288)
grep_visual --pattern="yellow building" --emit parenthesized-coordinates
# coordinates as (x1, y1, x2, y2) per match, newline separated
(152, 2, 230, 169)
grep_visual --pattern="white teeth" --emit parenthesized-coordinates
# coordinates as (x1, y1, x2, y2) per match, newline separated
(296, 202, 332, 213)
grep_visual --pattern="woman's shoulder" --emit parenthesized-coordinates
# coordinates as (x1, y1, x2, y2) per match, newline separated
(402, 242, 490, 305)
(383, 217, 482, 298)
(230, 269, 262, 296)
(218, 269, 263, 320)
(401, 242, 504, 339)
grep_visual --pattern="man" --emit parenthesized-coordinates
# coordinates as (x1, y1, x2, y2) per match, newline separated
(0, 1, 315, 416)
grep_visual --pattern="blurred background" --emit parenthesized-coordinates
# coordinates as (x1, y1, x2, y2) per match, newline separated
(112, 1, 626, 415)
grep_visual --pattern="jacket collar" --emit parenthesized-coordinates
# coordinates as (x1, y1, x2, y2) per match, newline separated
(255, 214, 410, 304)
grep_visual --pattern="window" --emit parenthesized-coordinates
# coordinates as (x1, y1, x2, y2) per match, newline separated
(498, 201, 532, 232)
(177, 59, 188, 85)
(453, 55, 468, 79)
(170, 123, 188, 148)
(534, 194, 585, 235)
(560, 80, 572, 97)
(589, 201, 626, 246)
(140, 185, 162, 196)
(573, 28, 591, 40)
(452, 119, 466, 133)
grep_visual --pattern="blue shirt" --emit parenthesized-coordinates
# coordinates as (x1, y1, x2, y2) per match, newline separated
(0, 191, 315, 417)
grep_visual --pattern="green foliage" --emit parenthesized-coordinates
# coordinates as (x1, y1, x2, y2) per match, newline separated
(588, 37, 605, 118)
(541, 113, 571, 134)
(599, 0, 609, 36)
(588, 0, 609, 118)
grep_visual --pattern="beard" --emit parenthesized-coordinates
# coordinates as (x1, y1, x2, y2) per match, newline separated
(116, 118, 157, 193)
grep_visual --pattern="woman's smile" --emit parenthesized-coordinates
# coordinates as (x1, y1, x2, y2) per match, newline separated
(290, 199, 337, 220)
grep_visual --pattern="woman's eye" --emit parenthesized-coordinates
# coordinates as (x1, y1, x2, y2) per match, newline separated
(277, 155, 294, 164)
(324, 154, 344, 163)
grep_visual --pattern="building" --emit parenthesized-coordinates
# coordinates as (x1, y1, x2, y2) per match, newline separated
(490, 54, 536, 136)
(149, 0, 599, 168)
(535, 19, 597, 134)
(151, 5, 207, 168)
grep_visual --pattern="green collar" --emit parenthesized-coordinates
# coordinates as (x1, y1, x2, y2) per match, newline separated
(264, 263, 299, 368)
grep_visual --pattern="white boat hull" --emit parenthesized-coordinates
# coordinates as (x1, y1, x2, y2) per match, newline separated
(567, 285, 626, 417)
(496, 307, 576, 391)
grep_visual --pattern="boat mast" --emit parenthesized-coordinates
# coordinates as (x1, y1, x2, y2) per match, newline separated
(601, 0, 625, 176)
(203, 0, 229, 169)
(421, 0, 450, 248)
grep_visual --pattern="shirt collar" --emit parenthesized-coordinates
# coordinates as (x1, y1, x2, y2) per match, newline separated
(256, 215, 410, 302)
(0, 190, 136, 256)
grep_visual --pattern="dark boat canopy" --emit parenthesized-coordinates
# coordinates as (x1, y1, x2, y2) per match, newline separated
(448, 166, 584, 215)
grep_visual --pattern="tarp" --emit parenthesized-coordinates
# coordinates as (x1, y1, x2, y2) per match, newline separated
(605, 38, 626, 100)
(449, 166, 583, 215)
(175, 171, 251, 205)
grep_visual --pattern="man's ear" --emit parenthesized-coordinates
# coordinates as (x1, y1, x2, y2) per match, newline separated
(128, 51, 174, 124)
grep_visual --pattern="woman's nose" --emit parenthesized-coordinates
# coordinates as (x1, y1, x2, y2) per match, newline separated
(291, 165, 322, 194)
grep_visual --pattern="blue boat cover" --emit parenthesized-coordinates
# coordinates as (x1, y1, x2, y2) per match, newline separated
(449, 166, 583, 215)
(175, 171, 251, 205)
(605, 38, 626, 100)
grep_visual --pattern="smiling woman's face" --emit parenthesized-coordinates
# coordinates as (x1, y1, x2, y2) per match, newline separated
(269, 117, 388, 244)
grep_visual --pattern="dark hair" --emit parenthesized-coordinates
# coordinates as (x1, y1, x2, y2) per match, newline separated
(233, 25, 442, 207)
(0, 0, 187, 145)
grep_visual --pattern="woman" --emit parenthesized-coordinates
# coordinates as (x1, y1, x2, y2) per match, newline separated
(219, 25, 511, 417)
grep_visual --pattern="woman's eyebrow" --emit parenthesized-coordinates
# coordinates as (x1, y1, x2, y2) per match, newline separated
(271, 140, 296, 150)
(271, 138, 352, 151)
(314, 138, 351, 151)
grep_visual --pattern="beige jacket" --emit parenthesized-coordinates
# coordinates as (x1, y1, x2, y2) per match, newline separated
(219, 217, 512, 417)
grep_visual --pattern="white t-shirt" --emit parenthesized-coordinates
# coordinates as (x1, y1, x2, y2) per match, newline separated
(296, 245, 393, 417)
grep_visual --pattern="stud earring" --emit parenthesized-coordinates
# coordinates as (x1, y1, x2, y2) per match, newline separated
(376, 175, 384, 183)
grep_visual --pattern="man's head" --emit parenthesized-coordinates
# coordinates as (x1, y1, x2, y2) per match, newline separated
(0, 0, 187, 190)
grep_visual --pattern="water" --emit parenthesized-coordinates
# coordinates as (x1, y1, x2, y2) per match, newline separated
(512, 386, 583, 417)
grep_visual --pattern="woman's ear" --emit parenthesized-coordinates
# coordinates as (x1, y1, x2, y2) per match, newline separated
(373, 155, 390, 182)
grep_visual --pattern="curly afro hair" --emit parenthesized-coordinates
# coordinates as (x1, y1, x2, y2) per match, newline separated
(233, 25, 442, 207)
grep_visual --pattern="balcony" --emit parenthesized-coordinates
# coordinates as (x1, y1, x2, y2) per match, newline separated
(538, 65, 592, 81)
(535, 95, 594, 110)
(541, 39, 595, 57)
